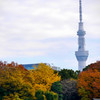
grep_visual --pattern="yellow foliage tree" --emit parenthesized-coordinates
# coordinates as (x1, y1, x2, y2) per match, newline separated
(31, 63, 61, 92)
(0, 61, 60, 99)
(0, 61, 35, 100)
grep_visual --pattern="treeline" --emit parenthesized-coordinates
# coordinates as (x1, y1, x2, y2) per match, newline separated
(58, 69, 80, 80)
(57, 61, 100, 100)
(0, 62, 60, 100)
(0, 61, 100, 100)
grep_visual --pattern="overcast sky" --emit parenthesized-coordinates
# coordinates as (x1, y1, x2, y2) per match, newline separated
(0, 0, 100, 70)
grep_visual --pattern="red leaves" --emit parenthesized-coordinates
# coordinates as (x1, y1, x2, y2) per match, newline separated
(0, 61, 27, 71)
(87, 61, 100, 71)
(77, 62, 100, 99)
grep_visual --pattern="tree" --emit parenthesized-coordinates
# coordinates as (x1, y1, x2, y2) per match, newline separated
(61, 79, 81, 100)
(58, 69, 79, 80)
(35, 90, 46, 100)
(51, 81, 63, 100)
(35, 90, 58, 100)
(83, 61, 100, 71)
(0, 61, 35, 100)
(32, 63, 61, 92)
(45, 91, 58, 100)
(0, 61, 61, 99)
(77, 69, 100, 100)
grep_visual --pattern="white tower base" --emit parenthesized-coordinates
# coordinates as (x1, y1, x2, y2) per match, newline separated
(78, 61, 86, 71)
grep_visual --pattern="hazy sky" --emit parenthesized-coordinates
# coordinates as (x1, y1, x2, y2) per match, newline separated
(0, 0, 100, 70)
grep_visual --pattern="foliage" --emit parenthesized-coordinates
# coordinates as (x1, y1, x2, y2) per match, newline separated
(32, 63, 61, 91)
(83, 61, 100, 71)
(51, 81, 63, 100)
(35, 90, 58, 100)
(77, 69, 100, 100)
(0, 61, 60, 100)
(35, 90, 46, 100)
(78, 87, 90, 100)
(3, 93, 24, 100)
(35, 90, 44, 97)
(58, 69, 79, 80)
(0, 61, 35, 100)
(45, 91, 58, 100)
(61, 79, 81, 100)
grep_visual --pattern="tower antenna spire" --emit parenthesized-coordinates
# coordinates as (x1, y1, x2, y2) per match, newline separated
(79, 0, 82, 22)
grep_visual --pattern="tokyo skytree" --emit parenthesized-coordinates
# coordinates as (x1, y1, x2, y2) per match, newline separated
(75, 0, 89, 71)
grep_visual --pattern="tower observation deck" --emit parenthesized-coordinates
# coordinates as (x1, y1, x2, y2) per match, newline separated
(75, 0, 89, 71)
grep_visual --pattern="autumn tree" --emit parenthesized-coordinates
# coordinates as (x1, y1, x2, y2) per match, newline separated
(83, 61, 100, 71)
(77, 69, 100, 100)
(0, 61, 35, 100)
(0, 61, 61, 100)
(31, 63, 61, 92)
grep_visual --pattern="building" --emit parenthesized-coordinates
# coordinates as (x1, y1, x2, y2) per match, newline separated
(22, 63, 61, 71)
(75, 0, 89, 71)
(22, 64, 39, 70)
(51, 66, 61, 71)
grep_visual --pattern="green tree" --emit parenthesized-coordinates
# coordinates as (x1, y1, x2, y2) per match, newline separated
(51, 81, 63, 100)
(35, 90, 46, 100)
(59, 69, 79, 80)
(35, 90, 58, 100)
(45, 91, 58, 100)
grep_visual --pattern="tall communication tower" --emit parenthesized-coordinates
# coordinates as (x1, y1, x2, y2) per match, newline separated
(75, 0, 89, 71)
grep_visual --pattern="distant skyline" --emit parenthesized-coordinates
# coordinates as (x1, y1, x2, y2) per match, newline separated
(0, 0, 100, 70)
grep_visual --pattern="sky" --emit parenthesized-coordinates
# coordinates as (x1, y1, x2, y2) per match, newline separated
(0, 0, 100, 70)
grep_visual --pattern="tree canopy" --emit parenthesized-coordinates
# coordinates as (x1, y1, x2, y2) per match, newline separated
(0, 61, 60, 100)
(61, 79, 80, 100)
(83, 61, 100, 71)
(58, 69, 79, 80)
(77, 61, 100, 100)
(32, 63, 61, 91)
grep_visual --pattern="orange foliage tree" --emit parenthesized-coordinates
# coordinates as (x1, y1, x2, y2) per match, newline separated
(83, 61, 100, 71)
(77, 62, 100, 100)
